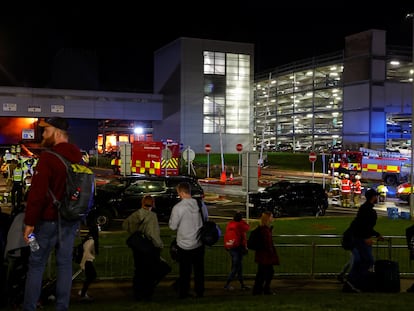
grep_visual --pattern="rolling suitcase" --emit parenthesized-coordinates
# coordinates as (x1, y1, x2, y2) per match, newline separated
(374, 259, 400, 293)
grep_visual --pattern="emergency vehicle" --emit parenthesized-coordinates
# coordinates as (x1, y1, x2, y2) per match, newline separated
(329, 147, 411, 185)
(113, 141, 181, 176)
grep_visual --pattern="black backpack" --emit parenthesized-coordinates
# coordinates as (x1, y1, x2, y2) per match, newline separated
(197, 200, 221, 246)
(341, 226, 354, 251)
(47, 150, 95, 222)
(247, 226, 264, 251)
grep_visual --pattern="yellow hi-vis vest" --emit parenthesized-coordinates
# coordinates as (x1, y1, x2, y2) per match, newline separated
(13, 167, 23, 182)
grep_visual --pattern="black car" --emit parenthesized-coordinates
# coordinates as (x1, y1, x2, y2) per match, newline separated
(94, 174, 205, 229)
(248, 181, 328, 218)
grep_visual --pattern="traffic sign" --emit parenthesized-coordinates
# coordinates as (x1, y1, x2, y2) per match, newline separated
(236, 143, 243, 152)
(182, 148, 195, 162)
(309, 152, 317, 162)
(162, 148, 172, 160)
(205, 144, 211, 153)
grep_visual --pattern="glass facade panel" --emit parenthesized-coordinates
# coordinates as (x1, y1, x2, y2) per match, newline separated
(203, 51, 251, 134)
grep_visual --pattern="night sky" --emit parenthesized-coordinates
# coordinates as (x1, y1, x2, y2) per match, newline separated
(0, 3, 412, 92)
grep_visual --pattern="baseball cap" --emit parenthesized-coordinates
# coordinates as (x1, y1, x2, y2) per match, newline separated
(39, 117, 69, 131)
(365, 188, 379, 200)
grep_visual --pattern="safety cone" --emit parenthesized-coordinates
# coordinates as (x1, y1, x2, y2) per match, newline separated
(220, 171, 227, 183)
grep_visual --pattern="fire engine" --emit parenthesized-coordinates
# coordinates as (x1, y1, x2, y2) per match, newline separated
(113, 141, 181, 176)
(329, 147, 411, 185)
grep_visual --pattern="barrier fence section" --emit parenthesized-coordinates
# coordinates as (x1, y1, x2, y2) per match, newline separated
(65, 234, 414, 281)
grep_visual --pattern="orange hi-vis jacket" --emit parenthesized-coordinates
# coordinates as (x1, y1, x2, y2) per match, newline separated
(353, 180, 362, 194)
(341, 179, 351, 193)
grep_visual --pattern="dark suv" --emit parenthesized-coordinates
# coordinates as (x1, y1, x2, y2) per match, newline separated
(248, 181, 328, 218)
(94, 175, 204, 230)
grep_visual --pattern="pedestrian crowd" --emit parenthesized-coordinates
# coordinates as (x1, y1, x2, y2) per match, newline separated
(1, 116, 414, 311)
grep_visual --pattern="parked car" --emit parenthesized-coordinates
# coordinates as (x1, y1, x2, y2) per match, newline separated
(248, 181, 328, 218)
(93, 174, 205, 230)
(396, 182, 413, 202)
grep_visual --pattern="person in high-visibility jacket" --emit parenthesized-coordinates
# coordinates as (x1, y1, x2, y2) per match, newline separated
(352, 175, 362, 208)
(376, 181, 388, 203)
(110, 156, 121, 175)
(11, 161, 24, 215)
(330, 172, 341, 202)
(340, 174, 351, 207)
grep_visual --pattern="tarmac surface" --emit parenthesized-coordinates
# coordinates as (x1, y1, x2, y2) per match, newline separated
(68, 277, 414, 303)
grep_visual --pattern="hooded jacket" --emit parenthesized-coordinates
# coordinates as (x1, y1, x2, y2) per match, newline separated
(169, 198, 206, 250)
(24, 142, 82, 226)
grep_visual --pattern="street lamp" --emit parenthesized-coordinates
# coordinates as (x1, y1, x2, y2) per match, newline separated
(408, 12, 414, 217)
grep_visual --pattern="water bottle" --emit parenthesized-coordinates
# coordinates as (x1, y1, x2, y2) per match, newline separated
(28, 233, 40, 252)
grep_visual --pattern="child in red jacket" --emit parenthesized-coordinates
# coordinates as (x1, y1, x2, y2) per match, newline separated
(223, 212, 250, 290)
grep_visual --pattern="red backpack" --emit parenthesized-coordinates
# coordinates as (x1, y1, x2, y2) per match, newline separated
(224, 224, 240, 249)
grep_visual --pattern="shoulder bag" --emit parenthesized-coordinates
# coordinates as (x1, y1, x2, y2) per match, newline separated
(126, 217, 154, 253)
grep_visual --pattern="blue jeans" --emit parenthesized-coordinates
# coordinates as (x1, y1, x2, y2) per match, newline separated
(226, 247, 245, 285)
(347, 238, 374, 291)
(23, 220, 79, 311)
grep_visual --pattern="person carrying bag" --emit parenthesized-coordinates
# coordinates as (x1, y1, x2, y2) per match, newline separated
(122, 195, 164, 301)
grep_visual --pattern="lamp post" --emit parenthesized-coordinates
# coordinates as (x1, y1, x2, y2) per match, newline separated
(408, 12, 414, 217)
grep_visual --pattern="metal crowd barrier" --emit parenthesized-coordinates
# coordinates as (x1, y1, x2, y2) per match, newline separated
(60, 234, 413, 280)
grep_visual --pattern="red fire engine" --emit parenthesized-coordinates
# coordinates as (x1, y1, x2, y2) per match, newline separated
(113, 141, 181, 176)
(131, 141, 181, 176)
(330, 147, 411, 185)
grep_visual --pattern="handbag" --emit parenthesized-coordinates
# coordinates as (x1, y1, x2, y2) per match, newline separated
(126, 231, 154, 253)
(154, 257, 172, 286)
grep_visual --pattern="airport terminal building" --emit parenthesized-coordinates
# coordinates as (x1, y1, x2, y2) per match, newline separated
(0, 29, 412, 154)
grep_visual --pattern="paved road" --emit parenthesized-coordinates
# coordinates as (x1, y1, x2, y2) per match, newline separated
(201, 182, 410, 218)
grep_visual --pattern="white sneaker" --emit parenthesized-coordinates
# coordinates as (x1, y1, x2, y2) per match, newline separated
(78, 290, 90, 297)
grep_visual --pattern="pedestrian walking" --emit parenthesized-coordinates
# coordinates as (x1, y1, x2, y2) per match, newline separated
(223, 211, 250, 291)
(343, 188, 384, 293)
(78, 233, 97, 303)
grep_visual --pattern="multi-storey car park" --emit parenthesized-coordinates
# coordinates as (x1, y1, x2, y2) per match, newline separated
(253, 29, 413, 154)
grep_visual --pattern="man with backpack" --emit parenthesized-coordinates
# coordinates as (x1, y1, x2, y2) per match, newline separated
(169, 182, 208, 299)
(22, 117, 82, 311)
(342, 188, 384, 293)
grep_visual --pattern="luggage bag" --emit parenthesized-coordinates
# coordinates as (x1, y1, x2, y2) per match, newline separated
(374, 259, 400, 293)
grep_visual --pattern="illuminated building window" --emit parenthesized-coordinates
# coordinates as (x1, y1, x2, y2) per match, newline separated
(203, 51, 250, 134)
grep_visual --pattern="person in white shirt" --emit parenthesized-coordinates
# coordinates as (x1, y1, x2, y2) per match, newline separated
(169, 182, 208, 299)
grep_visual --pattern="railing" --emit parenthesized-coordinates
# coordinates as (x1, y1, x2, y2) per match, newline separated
(65, 234, 414, 280)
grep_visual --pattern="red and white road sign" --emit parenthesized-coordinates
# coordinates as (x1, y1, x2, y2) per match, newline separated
(309, 152, 317, 162)
(236, 143, 243, 152)
(205, 144, 211, 153)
